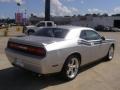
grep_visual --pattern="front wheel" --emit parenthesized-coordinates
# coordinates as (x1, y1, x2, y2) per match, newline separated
(61, 55, 80, 80)
(28, 30, 35, 35)
(106, 46, 114, 61)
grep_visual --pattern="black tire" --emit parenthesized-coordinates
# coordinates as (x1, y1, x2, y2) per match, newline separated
(106, 45, 114, 61)
(28, 29, 35, 35)
(60, 55, 80, 81)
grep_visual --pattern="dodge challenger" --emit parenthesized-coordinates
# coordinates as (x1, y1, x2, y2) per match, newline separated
(5, 26, 115, 80)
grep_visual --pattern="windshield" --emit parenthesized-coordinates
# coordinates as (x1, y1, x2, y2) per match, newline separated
(34, 28, 69, 38)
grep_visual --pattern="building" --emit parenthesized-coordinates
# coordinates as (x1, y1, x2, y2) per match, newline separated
(71, 16, 120, 28)
(29, 15, 120, 28)
(93, 16, 120, 28)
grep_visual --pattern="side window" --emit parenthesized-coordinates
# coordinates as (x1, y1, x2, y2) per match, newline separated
(37, 23, 45, 27)
(85, 30, 101, 40)
(47, 22, 52, 26)
(80, 31, 87, 40)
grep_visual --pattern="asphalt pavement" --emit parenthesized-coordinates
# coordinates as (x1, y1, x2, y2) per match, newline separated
(0, 32, 120, 90)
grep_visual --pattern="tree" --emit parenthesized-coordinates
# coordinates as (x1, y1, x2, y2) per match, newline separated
(17, 3, 21, 6)
(101, 13, 109, 17)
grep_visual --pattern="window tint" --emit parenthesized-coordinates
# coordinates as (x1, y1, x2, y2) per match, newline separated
(36, 23, 45, 27)
(47, 22, 52, 26)
(80, 30, 101, 40)
(85, 30, 101, 40)
(34, 28, 54, 37)
(34, 28, 69, 38)
(80, 31, 87, 40)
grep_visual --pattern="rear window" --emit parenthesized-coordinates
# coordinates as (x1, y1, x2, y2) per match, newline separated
(34, 28, 69, 38)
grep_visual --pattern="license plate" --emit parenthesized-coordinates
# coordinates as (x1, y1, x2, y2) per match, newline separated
(15, 59, 24, 67)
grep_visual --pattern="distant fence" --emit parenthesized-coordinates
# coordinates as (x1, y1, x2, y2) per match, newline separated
(0, 26, 23, 36)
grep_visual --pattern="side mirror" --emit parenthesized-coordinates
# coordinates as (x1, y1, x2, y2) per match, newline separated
(101, 36, 105, 40)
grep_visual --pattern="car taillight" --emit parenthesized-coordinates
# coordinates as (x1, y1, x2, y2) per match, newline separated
(27, 47, 46, 56)
(8, 42, 46, 57)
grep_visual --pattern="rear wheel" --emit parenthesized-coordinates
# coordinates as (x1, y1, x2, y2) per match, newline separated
(61, 55, 80, 80)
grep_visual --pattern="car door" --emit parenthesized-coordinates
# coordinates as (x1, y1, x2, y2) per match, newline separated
(86, 30, 104, 61)
(79, 30, 102, 65)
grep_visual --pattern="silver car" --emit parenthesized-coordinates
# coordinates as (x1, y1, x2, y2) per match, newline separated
(5, 26, 115, 80)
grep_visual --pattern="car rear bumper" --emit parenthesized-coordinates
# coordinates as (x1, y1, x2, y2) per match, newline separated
(5, 48, 62, 74)
(5, 48, 45, 74)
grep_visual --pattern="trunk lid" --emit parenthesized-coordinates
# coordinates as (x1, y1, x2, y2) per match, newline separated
(8, 35, 64, 47)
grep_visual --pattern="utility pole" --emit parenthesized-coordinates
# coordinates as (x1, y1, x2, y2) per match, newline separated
(45, 0, 50, 21)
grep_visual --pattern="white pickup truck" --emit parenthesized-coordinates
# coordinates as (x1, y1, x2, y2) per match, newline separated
(24, 21, 56, 35)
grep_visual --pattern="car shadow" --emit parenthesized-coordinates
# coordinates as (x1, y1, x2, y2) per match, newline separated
(0, 59, 105, 90)
(0, 67, 67, 90)
(79, 59, 105, 74)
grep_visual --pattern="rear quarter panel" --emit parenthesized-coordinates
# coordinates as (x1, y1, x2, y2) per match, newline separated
(44, 39, 85, 72)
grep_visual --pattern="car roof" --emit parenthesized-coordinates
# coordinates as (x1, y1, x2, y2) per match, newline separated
(44, 25, 94, 31)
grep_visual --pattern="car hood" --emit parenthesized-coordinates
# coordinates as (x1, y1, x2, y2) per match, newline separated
(9, 36, 64, 46)
(26, 25, 36, 28)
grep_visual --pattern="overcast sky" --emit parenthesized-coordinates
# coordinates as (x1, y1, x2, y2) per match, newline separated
(0, 0, 120, 18)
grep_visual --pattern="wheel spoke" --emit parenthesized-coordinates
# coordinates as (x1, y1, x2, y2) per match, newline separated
(70, 69, 74, 76)
(72, 59, 75, 65)
(67, 69, 71, 76)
